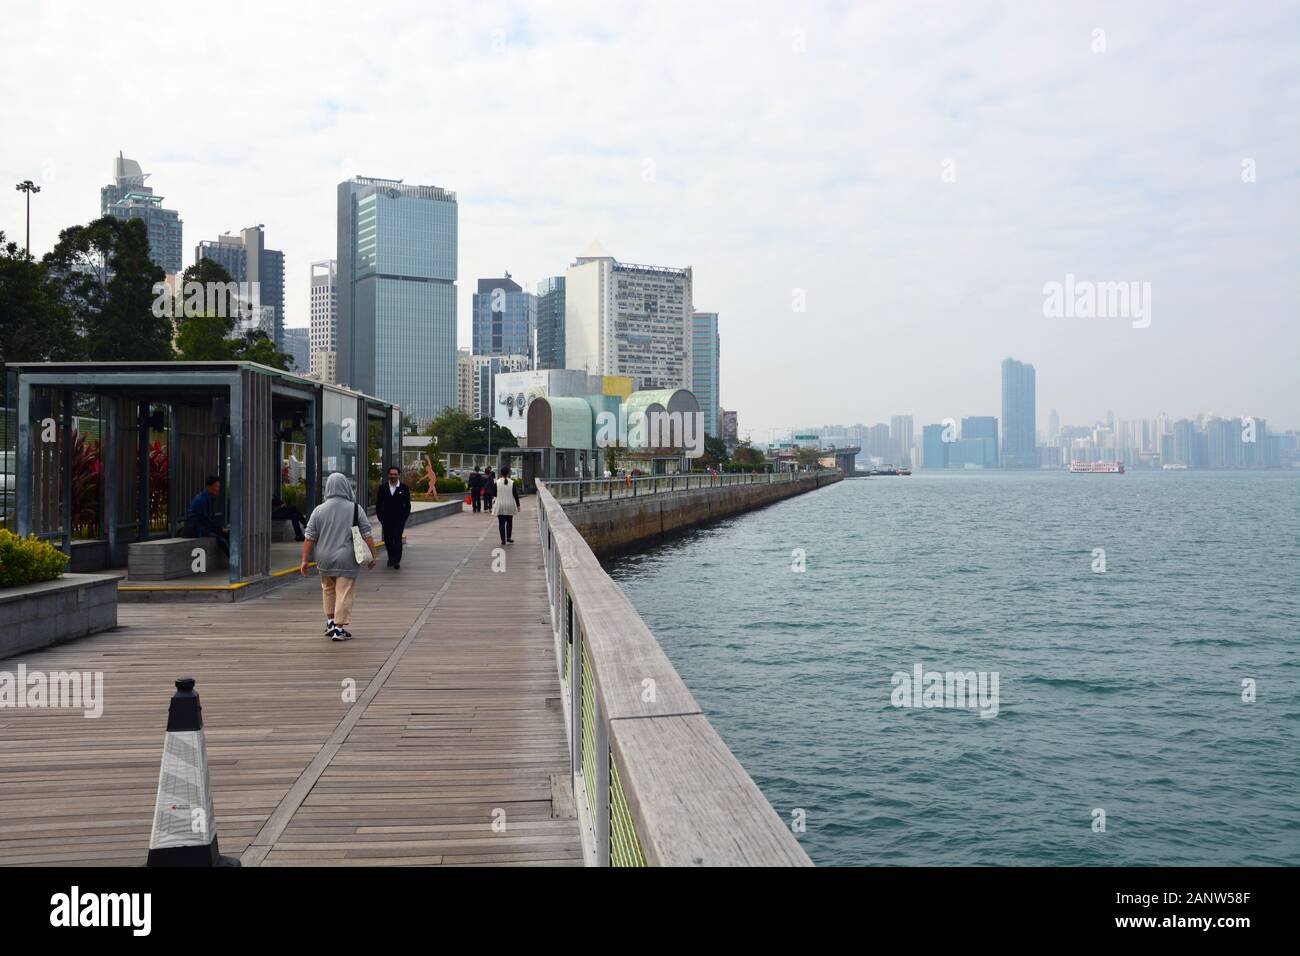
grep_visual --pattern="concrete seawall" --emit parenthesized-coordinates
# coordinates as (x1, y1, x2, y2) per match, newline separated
(559, 471, 841, 557)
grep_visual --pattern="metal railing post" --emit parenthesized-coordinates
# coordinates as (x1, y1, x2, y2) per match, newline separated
(571, 617, 583, 778)
(595, 696, 611, 866)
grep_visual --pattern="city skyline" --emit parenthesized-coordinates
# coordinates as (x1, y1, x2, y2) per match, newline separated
(3, 1, 1297, 435)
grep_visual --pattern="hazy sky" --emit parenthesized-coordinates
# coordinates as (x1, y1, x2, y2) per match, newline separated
(2, 0, 1296, 438)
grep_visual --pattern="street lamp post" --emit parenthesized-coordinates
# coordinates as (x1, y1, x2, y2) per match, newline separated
(14, 180, 40, 257)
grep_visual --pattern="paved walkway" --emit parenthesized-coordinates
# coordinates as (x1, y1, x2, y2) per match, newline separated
(0, 505, 581, 866)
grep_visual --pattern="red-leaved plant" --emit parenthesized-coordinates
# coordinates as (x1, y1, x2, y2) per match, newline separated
(149, 441, 169, 527)
(70, 432, 100, 538)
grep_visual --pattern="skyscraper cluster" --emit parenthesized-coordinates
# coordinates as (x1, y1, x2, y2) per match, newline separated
(456, 242, 722, 437)
(101, 152, 294, 350)
(90, 155, 725, 431)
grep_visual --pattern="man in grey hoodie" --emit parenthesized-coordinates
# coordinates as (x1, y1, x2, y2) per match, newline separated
(300, 472, 377, 641)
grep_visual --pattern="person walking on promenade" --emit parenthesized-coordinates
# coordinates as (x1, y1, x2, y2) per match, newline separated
(375, 465, 412, 569)
(468, 465, 484, 513)
(300, 472, 377, 641)
(481, 466, 497, 515)
(491, 465, 521, 545)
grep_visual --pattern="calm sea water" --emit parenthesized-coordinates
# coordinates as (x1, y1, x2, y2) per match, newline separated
(606, 471, 1300, 866)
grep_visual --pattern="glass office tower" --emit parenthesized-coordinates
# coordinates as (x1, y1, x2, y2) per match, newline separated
(1000, 357, 1037, 468)
(691, 312, 720, 437)
(536, 276, 566, 369)
(472, 275, 537, 363)
(337, 177, 457, 423)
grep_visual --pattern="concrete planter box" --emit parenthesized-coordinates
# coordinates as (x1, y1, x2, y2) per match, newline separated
(0, 573, 119, 659)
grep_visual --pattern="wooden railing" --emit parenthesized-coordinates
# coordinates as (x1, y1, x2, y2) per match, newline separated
(535, 480, 812, 866)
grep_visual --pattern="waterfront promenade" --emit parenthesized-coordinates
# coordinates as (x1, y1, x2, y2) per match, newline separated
(0, 507, 582, 866)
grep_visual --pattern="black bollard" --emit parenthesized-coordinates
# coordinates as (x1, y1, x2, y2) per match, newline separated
(146, 678, 240, 867)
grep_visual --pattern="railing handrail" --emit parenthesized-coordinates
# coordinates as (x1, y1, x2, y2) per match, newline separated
(544, 467, 837, 504)
(535, 479, 812, 866)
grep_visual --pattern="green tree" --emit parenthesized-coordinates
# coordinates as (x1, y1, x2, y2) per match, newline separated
(422, 407, 473, 451)
(421, 405, 518, 455)
(699, 435, 729, 469)
(174, 314, 237, 361)
(171, 259, 291, 369)
(456, 417, 519, 455)
(732, 440, 765, 468)
(0, 231, 80, 364)
(44, 217, 174, 361)
(233, 329, 292, 370)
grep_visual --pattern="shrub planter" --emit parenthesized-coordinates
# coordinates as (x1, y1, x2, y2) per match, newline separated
(0, 574, 119, 659)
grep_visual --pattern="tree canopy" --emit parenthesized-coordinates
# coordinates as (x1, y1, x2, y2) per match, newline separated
(2, 218, 292, 371)
(0, 231, 79, 365)
(422, 406, 519, 454)
(43, 216, 173, 361)
(171, 258, 292, 369)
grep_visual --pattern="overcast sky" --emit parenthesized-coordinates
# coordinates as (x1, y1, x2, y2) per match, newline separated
(2, 0, 1296, 437)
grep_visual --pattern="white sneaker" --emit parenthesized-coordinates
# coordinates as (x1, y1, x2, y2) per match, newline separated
(331, 627, 353, 641)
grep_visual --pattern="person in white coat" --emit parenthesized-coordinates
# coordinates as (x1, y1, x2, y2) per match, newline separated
(491, 465, 521, 545)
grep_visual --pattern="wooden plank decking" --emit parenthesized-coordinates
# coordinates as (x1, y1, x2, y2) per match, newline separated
(0, 505, 581, 866)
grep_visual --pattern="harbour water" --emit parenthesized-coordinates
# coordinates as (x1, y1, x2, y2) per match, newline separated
(607, 471, 1300, 866)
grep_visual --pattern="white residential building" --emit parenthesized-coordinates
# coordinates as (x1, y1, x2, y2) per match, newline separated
(564, 242, 692, 391)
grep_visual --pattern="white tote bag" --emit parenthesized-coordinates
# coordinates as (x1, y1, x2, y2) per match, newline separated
(351, 503, 369, 564)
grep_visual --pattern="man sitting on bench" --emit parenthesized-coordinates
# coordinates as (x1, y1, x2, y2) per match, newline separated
(272, 495, 307, 541)
(184, 475, 230, 557)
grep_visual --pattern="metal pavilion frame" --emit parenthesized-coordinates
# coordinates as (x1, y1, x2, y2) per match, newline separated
(9, 362, 398, 584)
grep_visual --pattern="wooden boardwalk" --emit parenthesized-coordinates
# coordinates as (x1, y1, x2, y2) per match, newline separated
(0, 505, 582, 866)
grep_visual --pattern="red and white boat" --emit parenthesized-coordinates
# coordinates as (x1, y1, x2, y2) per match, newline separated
(1068, 460, 1125, 474)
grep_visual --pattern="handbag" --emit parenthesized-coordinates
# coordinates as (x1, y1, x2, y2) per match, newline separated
(351, 503, 369, 564)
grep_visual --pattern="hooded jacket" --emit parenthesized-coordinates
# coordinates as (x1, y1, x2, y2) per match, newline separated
(304, 472, 373, 578)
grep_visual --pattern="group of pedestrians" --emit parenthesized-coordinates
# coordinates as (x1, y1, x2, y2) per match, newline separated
(467, 465, 521, 545)
(288, 463, 518, 642)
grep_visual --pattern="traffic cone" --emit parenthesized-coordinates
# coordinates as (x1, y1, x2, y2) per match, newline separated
(146, 678, 239, 867)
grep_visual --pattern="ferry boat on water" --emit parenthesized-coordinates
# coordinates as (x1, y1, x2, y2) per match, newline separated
(1068, 460, 1125, 474)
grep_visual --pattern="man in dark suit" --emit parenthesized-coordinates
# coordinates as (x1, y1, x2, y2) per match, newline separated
(375, 466, 413, 569)
(467, 466, 484, 512)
